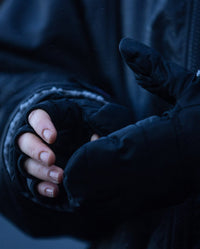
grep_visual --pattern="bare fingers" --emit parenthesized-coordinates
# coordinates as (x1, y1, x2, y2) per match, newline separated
(18, 110, 100, 198)
(24, 158, 63, 184)
(17, 109, 62, 198)
(18, 133, 55, 165)
(24, 158, 63, 197)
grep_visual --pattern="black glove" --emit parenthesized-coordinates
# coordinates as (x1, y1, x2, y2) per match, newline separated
(13, 89, 133, 209)
(63, 38, 200, 217)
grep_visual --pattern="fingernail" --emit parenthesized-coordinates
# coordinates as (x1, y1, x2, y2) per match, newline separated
(43, 129, 52, 141)
(40, 151, 49, 162)
(45, 188, 54, 198)
(49, 170, 59, 183)
(91, 134, 100, 141)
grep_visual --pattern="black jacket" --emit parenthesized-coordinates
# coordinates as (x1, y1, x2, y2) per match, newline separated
(0, 0, 200, 248)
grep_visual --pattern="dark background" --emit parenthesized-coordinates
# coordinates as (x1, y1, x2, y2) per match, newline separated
(0, 215, 88, 249)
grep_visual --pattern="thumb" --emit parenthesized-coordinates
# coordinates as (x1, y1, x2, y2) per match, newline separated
(119, 38, 196, 104)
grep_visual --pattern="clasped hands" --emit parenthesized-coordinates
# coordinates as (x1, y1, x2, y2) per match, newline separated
(16, 38, 200, 214)
(18, 109, 99, 198)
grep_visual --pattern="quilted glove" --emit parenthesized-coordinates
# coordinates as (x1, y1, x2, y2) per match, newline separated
(12, 89, 133, 209)
(63, 38, 200, 217)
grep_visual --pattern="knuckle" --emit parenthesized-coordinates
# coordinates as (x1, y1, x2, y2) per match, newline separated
(28, 110, 37, 124)
(17, 133, 26, 147)
(18, 132, 33, 148)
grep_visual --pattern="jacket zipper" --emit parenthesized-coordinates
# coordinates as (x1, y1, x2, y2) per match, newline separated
(187, 0, 200, 72)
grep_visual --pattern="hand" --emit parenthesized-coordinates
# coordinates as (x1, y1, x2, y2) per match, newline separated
(18, 109, 63, 198)
(16, 87, 134, 202)
(63, 39, 199, 215)
(17, 108, 100, 198)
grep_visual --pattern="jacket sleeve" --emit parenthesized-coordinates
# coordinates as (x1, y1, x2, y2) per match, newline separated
(0, 69, 135, 239)
(0, 71, 105, 238)
(0, 0, 129, 238)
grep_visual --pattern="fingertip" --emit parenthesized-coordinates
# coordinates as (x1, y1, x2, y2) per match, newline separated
(46, 186, 59, 198)
(48, 166, 64, 184)
(90, 134, 100, 141)
(37, 182, 59, 198)
(47, 151, 56, 166)
(39, 150, 56, 166)
(57, 168, 64, 183)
